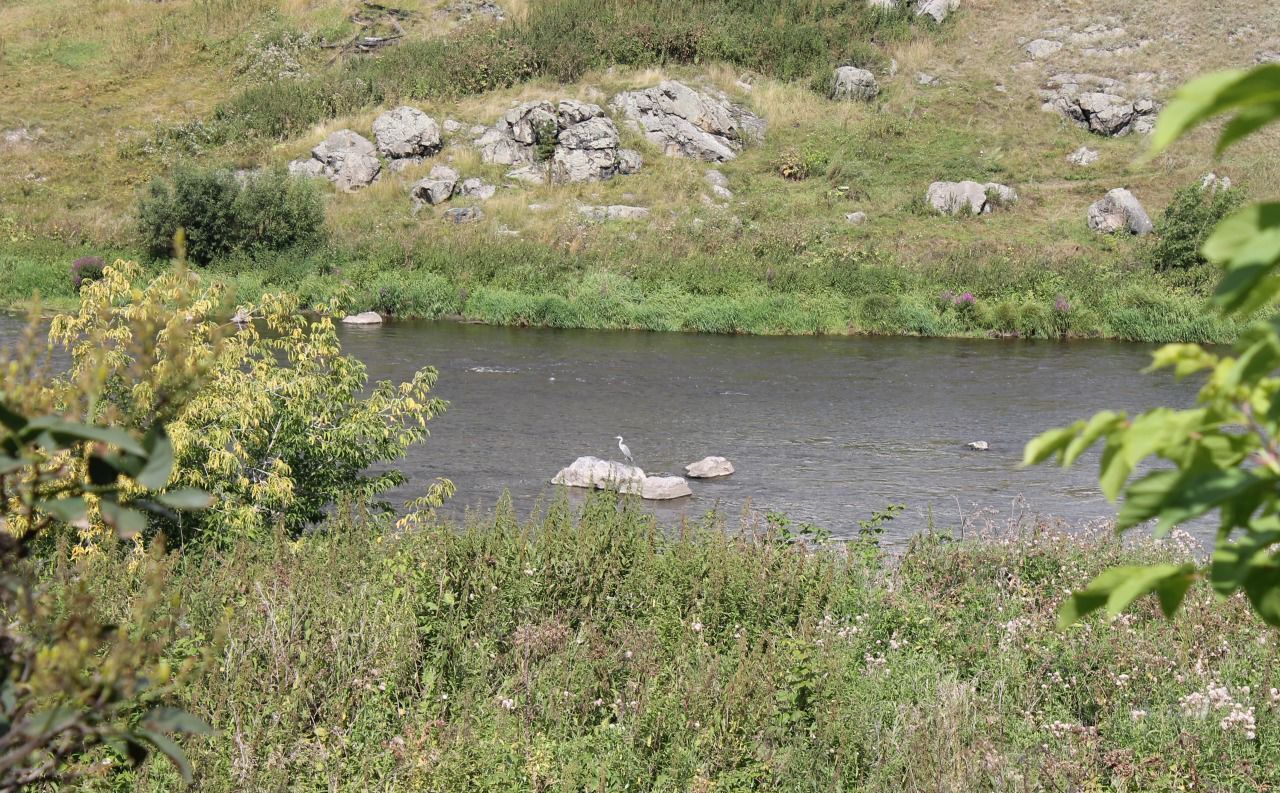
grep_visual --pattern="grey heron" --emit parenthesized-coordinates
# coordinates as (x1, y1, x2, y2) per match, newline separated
(615, 436, 633, 463)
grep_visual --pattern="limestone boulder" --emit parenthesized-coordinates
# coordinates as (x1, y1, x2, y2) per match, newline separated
(552, 456, 645, 495)
(916, 0, 958, 23)
(1040, 74, 1159, 137)
(578, 205, 650, 221)
(926, 181, 1017, 216)
(685, 456, 734, 478)
(610, 80, 766, 162)
(458, 177, 496, 200)
(373, 106, 442, 160)
(1087, 188, 1152, 235)
(832, 67, 879, 102)
(476, 99, 634, 183)
(292, 130, 381, 192)
(641, 476, 693, 500)
(342, 311, 383, 325)
(410, 165, 460, 206)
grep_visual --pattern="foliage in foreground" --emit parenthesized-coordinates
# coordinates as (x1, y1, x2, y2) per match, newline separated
(49, 496, 1280, 792)
(44, 262, 446, 548)
(0, 313, 214, 788)
(1027, 64, 1280, 626)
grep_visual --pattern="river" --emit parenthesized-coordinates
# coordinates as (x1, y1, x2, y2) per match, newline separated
(0, 314, 1201, 544)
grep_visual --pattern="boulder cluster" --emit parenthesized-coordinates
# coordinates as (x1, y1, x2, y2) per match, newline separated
(551, 454, 735, 501)
(476, 100, 642, 184)
(410, 165, 495, 208)
(1040, 73, 1159, 137)
(866, 0, 959, 23)
(288, 105, 444, 191)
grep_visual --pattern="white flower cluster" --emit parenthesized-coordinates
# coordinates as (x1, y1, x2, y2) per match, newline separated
(1179, 684, 1256, 740)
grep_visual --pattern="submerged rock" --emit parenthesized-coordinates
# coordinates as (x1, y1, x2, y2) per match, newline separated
(642, 476, 693, 500)
(966, 441, 990, 451)
(342, 311, 384, 325)
(686, 456, 735, 478)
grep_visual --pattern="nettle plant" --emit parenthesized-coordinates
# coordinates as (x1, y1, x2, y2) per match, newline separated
(1026, 64, 1280, 626)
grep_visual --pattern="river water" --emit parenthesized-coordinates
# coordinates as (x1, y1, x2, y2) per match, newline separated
(0, 314, 1201, 543)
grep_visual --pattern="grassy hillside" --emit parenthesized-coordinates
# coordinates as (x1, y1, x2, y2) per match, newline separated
(2, 0, 1278, 340)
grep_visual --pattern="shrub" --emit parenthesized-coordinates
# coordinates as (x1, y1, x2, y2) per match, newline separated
(1144, 180, 1244, 271)
(70, 255, 106, 291)
(137, 166, 323, 265)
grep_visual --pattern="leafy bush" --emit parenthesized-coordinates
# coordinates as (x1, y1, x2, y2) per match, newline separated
(50, 263, 445, 547)
(137, 166, 323, 265)
(70, 255, 105, 291)
(1144, 180, 1245, 271)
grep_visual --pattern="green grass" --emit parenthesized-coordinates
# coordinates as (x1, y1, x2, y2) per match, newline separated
(56, 491, 1280, 791)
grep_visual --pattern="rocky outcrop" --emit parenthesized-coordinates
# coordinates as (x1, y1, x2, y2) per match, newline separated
(1040, 74, 1159, 137)
(288, 130, 381, 191)
(642, 476, 693, 500)
(444, 206, 484, 223)
(476, 100, 635, 184)
(915, 0, 958, 23)
(686, 456, 734, 478)
(1024, 39, 1063, 59)
(372, 106, 442, 161)
(410, 165, 460, 207)
(551, 456, 645, 494)
(610, 81, 766, 162)
(1067, 146, 1099, 166)
(1087, 188, 1152, 235)
(705, 169, 733, 201)
(832, 67, 879, 101)
(926, 181, 1017, 216)
(578, 205, 650, 221)
(458, 177, 496, 200)
(342, 311, 384, 325)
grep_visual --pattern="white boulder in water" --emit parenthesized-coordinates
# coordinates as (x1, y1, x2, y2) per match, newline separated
(552, 456, 645, 495)
(341, 311, 384, 325)
(641, 476, 693, 500)
(966, 441, 990, 451)
(685, 456, 735, 478)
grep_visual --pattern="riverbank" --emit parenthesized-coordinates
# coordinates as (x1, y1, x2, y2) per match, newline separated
(0, 240, 1242, 343)
(60, 492, 1277, 791)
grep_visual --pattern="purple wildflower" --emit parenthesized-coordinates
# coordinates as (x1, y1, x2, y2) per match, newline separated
(959, 292, 975, 305)
(1054, 294, 1071, 313)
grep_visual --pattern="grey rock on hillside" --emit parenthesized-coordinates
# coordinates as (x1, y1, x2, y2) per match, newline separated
(410, 164, 460, 207)
(476, 100, 637, 184)
(1087, 188, 1152, 235)
(1040, 74, 1159, 137)
(926, 181, 1017, 216)
(915, 0, 958, 23)
(373, 106, 442, 160)
(831, 67, 879, 101)
(288, 130, 381, 192)
(610, 81, 766, 162)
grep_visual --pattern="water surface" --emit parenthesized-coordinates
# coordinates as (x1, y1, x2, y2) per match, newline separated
(0, 314, 1200, 544)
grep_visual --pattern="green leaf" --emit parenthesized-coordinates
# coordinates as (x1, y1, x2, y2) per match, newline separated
(0, 402, 28, 432)
(100, 501, 147, 538)
(22, 418, 147, 456)
(16, 707, 79, 738)
(1218, 100, 1280, 154)
(1062, 411, 1124, 467)
(1058, 564, 1196, 628)
(88, 454, 121, 487)
(157, 488, 213, 510)
(0, 455, 25, 475)
(135, 728, 194, 783)
(37, 497, 89, 524)
(136, 431, 174, 490)
(1206, 203, 1280, 314)
(143, 707, 215, 735)
(1022, 425, 1080, 467)
(1148, 65, 1280, 158)
(1210, 530, 1280, 597)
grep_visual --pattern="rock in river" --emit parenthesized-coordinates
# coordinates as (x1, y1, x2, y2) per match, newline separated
(552, 456, 645, 495)
(686, 456, 735, 478)
(641, 476, 693, 500)
(342, 311, 384, 325)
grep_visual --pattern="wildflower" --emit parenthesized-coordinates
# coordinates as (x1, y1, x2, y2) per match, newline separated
(500, 697, 516, 711)
(691, 621, 704, 633)
(959, 292, 976, 305)
(1053, 294, 1070, 313)
(1130, 709, 1147, 720)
